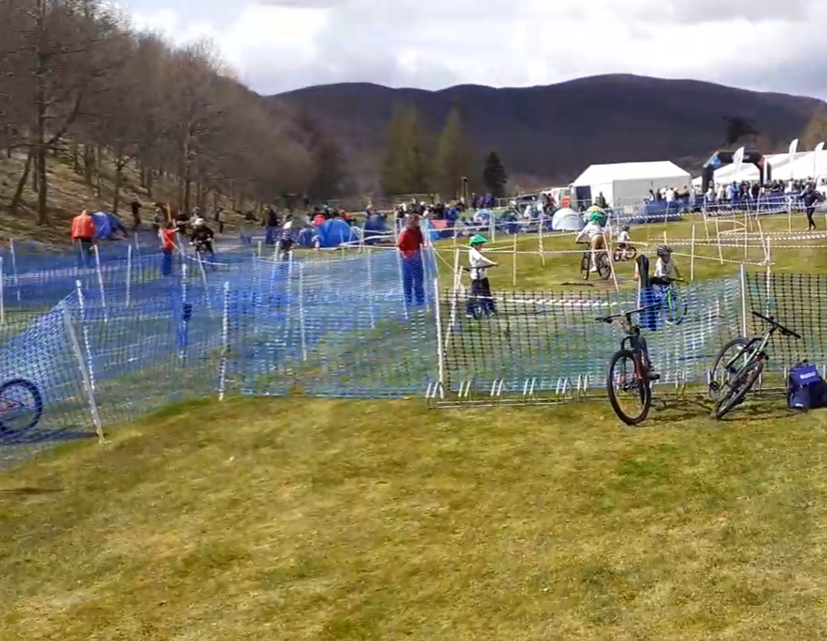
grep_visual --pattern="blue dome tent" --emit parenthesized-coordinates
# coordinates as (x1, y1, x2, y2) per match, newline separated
(317, 218, 357, 248)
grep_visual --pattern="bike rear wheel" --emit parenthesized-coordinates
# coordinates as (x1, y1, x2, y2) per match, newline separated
(0, 378, 43, 434)
(712, 359, 763, 420)
(708, 337, 753, 398)
(596, 253, 612, 280)
(623, 246, 637, 260)
(606, 349, 652, 426)
(663, 287, 686, 325)
(580, 253, 591, 280)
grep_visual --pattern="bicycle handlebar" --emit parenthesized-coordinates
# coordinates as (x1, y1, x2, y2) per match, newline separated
(595, 303, 660, 324)
(751, 310, 802, 339)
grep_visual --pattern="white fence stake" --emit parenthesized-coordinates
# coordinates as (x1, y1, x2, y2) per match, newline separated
(690, 224, 696, 282)
(125, 244, 132, 306)
(63, 302, 104, 442)
(9, 238, 20, 302)
(218, 281, 231, 401)
(0, 257, 5, 326)
(298, 263, 307, 361)
(94, 245, 107, 322)
(432, 277, 446, 399)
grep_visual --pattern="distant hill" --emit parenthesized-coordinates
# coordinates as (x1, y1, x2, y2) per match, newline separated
(268, 74, 824, 189)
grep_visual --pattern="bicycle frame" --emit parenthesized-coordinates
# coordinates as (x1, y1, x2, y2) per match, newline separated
(618, 320, 650, 381)
(722, 326, 777, 373)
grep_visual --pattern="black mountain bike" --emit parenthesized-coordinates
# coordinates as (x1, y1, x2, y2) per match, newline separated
(612, 244, 637, 262)
(578, 243, 611, 280)
(708, 310, 801, 419)
(596, 304, 661, 425)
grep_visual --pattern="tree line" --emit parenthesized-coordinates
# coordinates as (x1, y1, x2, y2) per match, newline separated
(0, 0, 350, 225)
(380, 103, 508, 200)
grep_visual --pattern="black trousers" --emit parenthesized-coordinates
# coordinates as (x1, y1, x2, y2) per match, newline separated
(806, 207, 816, 229)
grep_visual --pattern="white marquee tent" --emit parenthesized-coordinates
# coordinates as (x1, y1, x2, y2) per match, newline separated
(691, 152, 809, 187)
(771, 151, 827, 181)
(572, 161, 690, 207)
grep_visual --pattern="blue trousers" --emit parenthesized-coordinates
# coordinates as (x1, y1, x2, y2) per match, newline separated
(161, 249, 174, 276)
(402, 255, 425, 307)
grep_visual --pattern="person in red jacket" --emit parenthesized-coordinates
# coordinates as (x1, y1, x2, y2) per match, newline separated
(396, 214, 426, 308)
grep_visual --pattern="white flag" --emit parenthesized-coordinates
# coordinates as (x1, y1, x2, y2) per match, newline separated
(789, 138, 799, 163)
(814, 142, 825, 178)
(732, 146, 745, 178)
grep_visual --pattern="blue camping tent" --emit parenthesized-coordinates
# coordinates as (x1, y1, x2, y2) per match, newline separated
(363, 213, 390, 245)
(91, 212, 126, 240)
(317, 218, 357, 248)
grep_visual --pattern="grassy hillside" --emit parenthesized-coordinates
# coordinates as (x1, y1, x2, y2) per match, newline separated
(271, 73, 822, 187)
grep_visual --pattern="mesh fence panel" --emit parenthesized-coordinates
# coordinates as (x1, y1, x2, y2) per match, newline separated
(439, 276, 743, 394)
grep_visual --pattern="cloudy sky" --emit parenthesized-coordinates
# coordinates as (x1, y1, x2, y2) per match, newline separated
(120, 0, 827, 97)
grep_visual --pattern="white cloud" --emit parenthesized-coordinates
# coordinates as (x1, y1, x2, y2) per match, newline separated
(119, 0, 827, 97)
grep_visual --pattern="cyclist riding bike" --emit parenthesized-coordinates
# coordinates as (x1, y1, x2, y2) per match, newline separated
(190, 217, 216, 258)
(617, 225, 631, 249)
(467, 234, 497, 317)
(575, 210, 608, 273)
(650, 245, 681, 287)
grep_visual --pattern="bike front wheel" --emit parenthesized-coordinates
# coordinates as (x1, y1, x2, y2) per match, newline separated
(606, 349, 652, 426)
(712, 359, 763, 420)
(0, 378, 43, 434)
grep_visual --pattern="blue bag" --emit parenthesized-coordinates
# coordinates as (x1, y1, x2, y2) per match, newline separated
(787, 362, 827, 410)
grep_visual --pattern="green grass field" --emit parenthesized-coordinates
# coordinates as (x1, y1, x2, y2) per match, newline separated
(3, 211, 827, 640)
(3, 398, 827, 640)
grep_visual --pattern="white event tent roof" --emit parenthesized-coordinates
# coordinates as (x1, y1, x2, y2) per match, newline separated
(691, 152, 810, 187)
(573, 161, 689, 185)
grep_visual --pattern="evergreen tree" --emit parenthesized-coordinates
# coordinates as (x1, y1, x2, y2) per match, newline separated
(295, 112, 350, 201)
(482, 150, 507, 198)
(800, 106, 827, 150)
(723, 116, 759, 147)
(435, 105, 473, 199)
(380, 103, 431, 196)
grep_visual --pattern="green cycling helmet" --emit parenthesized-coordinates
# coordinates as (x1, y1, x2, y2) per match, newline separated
(589, 211, 606, 223)
(469, 234, 487, 246)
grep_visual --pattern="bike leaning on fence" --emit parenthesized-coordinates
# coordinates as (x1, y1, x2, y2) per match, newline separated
(595, 304, 661, 426)
(708, 310, 801, 420)
(0, 378, 43, 435)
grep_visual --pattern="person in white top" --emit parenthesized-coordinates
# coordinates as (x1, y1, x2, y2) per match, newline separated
(651, 245, 681, 287)
(616, 225, 631, 248)
(575, 212, 607, 272)
(467, 234, 497, 317)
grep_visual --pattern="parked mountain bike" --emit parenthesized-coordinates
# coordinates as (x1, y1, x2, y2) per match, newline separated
(653, 276, 686, 325)
(461, 265, 498, 320)
(578, 244, 611, 281)
(0, 378, 43, 434)
(595, 303, 661, 426)
(612, 244, 637, 262)
(708, 310, 801, 420)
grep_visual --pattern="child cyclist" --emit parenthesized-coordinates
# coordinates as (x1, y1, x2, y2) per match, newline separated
(650, 245, 681, 287)
(575, 210, 607, 272)
(467, 234, 497, 317)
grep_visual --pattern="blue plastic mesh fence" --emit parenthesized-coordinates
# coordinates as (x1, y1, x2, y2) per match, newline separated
(228, 249, 438, 397)
(5, 232, 827, 471)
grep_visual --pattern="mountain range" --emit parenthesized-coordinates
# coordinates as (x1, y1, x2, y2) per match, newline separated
(269, 74, 824, 190)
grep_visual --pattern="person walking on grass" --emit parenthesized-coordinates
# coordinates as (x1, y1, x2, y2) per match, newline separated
(396, 214, 426, 309)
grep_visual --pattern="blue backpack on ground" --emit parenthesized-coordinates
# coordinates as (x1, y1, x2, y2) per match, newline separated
(787, 362, 827, 410)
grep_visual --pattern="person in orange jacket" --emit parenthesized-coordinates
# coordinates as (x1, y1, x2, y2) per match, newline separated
(71, 210, 96, 268)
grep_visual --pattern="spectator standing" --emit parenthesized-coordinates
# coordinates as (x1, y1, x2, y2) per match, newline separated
(396, 214, 426, 309)
(71, 209, 96, 268)
(160, 221, 177, 276)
